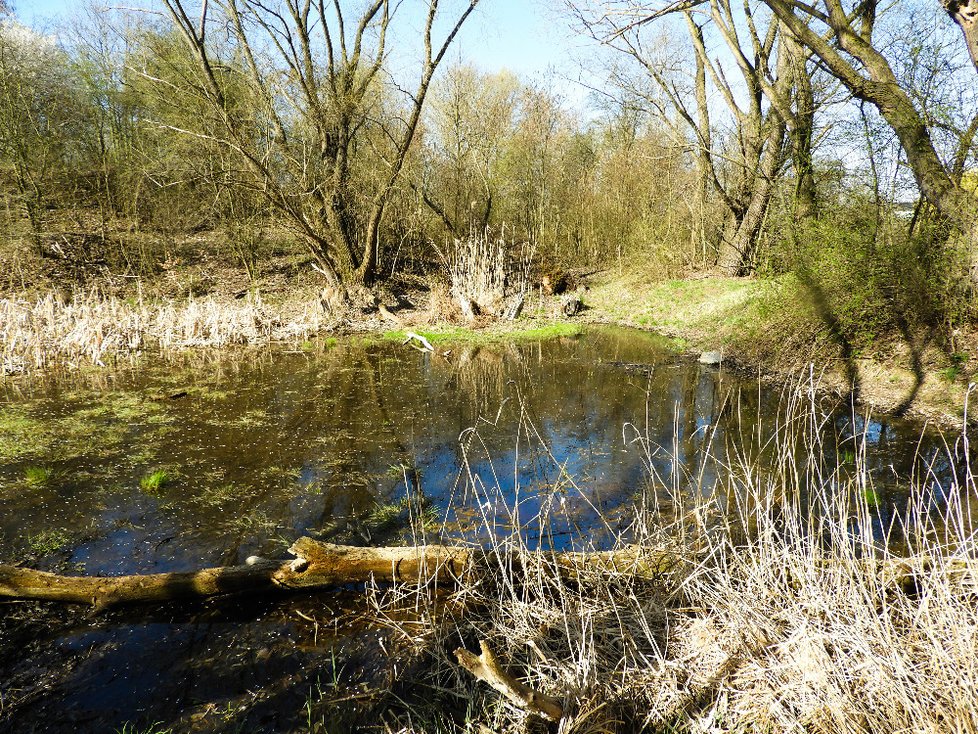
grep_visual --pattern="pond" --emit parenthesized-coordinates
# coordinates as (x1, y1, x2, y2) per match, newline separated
(0, 326, 971, 732)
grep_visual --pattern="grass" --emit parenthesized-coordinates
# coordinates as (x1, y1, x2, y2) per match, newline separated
(140, 469, 171, 492)
(382, 321, 581, 346)
(23, 465, 54, 485)
(356, 379, 978, 733)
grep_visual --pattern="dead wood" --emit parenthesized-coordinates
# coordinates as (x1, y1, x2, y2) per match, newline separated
(2, 536, 960, 610)
(455, 639, 564, 721)
(0, 539, 678, 608)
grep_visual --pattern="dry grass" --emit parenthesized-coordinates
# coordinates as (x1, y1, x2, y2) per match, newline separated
(0, 291, 333, 374)
(370, 381, 978, 733)
(441, 228, 534, 320)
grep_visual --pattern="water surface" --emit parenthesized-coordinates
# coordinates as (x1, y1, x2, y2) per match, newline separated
(0, 326, 970, 732)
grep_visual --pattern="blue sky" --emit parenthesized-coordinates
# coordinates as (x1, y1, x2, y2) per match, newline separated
(15, 0, 584, 85)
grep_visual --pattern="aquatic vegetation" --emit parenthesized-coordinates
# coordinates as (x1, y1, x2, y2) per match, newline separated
(115, 723, 172, 734)
(232, 409, 268, 428)
(191, 482, 246, 510)
(0, 391, 174, 466)
(366, 495, 439, 536)
(363, 389, 978, 733)
(23, 466, 54, 486)
(25, 528, 72, 556)
(140, 470, 171, 493)
(0, 409, 45, 461)
(0, 291, 332, 375)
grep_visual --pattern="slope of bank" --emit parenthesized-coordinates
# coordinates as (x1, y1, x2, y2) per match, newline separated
(584, 270, 976, 428)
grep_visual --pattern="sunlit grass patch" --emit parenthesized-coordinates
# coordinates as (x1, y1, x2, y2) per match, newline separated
(0, 409, 47, 461)
(140, 469, 171, 493)
(23, 466, 54, 486)
(382, 321, 581, 346)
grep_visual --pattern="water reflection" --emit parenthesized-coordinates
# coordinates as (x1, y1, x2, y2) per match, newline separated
(1, 326, 975, 733)
(0, 326, 971, 567)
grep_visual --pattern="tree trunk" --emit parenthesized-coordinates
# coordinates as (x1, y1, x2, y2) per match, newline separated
(717, 119, 787, 276)
(943, 0, 978, 72)
(0, 539, 684, 609)
(785, 32, 818, 222)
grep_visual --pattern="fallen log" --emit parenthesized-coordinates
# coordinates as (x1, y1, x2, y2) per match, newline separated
(4, 537, 963, 609)
(0, 538, 681, 609)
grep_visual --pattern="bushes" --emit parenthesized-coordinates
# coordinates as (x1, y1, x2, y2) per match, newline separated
(781, 203, 975, 353)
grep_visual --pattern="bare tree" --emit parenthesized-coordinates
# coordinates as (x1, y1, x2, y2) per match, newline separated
(572, 1, 804, 274)
(421, 65, 520, 237)
(757, 0, 978, 280)
(157, 0, 479, 290)
(942, 0, 978, 71)
(600, 0, 978, 278)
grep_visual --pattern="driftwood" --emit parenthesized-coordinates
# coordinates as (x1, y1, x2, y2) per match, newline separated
(403, 331, 435, 353)
(456, 640, 564, 721)
(0, 538, 680, 609)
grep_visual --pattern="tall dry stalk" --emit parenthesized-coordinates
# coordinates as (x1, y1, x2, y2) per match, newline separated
(367, 380, 978, 733)
(441, 227, 534, 320)
(0, 291, 333, 374)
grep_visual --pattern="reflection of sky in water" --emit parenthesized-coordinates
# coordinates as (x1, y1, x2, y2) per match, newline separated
(0, 326, 972, 566)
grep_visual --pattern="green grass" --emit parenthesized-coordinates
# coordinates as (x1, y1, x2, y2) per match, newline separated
(382, 321, 581, 346)
(140, 469, 171, 492)
(24, 466, 54, 486)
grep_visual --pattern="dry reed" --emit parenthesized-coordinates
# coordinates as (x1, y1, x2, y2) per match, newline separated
(0, 292, 333, 375)
(371, 380, 978, 733)
(441, 227, 534, 320)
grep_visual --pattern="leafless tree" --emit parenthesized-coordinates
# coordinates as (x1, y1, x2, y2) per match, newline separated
(590, 0, 978, 279)
(570, 1, 813, 274)
(758, 0, 978, 280)
(157, 0, 480, 290)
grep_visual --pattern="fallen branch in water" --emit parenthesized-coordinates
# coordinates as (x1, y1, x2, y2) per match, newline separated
(0, 538, 681, 609)
(1, 537, 965, 609)
(403, 331, 435, 352)
(456, 640, 564, 721)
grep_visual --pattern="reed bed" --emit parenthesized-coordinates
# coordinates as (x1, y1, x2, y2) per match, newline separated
(442, 227, 534, 319)
(0, 292, 333, 374)
(365, 383, 978, 733)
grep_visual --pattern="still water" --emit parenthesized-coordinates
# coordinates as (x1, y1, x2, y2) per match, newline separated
(0, 326, 969, 732)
